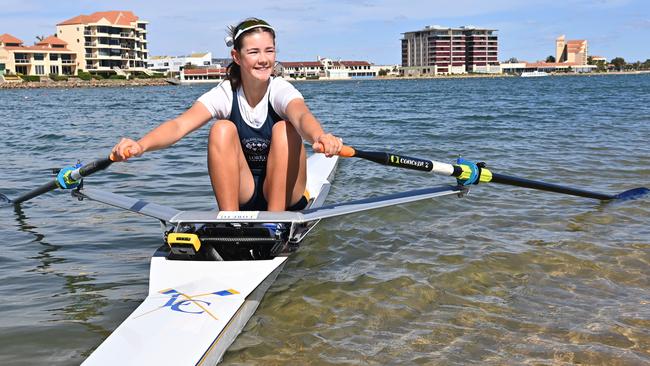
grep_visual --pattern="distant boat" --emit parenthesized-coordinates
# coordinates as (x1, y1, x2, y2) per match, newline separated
(521, 71, 549, 78)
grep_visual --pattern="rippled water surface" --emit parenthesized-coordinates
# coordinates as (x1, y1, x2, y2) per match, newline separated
(1, 75, 649, 365)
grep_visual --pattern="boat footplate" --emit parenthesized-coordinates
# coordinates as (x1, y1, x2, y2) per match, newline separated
(165, 222, 291, 261)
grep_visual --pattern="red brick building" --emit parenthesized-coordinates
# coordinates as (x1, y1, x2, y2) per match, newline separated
(401, 25, 499, 76)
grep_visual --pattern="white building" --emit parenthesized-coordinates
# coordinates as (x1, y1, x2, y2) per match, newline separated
(279, 57, 379, 80)
(148, 52, 213, 75)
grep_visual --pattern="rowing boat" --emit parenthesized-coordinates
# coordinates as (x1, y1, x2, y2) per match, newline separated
(80, 153, 339, 364)
(76, 153, 462, 365)
(1, 145, 646, 364)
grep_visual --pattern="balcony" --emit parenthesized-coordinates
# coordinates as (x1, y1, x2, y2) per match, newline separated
(15, 59, 30, 64)
(85, 42, 97, 47)
(61, 60, 75, 64)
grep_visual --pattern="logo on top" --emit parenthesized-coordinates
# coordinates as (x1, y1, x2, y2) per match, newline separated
(135, 288, 240, 321)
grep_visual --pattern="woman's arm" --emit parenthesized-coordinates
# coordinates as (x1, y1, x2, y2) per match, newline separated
(285, 98, 342, 156)
(112, 102, 213, 161)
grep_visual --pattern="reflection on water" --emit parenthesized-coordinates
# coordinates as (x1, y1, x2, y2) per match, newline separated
(3, 204, 111, 363)
(1, 75, 649, 365)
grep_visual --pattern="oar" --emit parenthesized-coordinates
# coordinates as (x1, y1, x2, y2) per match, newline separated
(338, 146, 649, 201)
(0, 154, 121, 206)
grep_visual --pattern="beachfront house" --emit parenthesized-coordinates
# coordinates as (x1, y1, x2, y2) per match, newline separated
(0, 33, 78, 78)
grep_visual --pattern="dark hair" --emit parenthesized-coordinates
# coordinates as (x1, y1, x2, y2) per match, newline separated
(226, 18, 276, 91)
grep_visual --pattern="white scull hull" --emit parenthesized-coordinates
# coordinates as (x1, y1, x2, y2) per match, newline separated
(83, 154, 339, 365)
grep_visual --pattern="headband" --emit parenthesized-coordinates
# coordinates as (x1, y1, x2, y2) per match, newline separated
(224, 20, 274, 47)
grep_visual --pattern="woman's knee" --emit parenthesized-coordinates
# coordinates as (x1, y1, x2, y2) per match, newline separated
(272, 120, 301, 146)
(208, 120, 238, 146)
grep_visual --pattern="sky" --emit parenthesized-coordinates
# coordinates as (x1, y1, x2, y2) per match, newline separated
(1, 0, 649, 65)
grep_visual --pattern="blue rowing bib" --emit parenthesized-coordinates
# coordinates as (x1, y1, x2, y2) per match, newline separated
(230, 90, 283, 172)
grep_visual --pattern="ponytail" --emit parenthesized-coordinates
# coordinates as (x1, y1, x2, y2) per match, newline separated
(227, 61, 241, 91)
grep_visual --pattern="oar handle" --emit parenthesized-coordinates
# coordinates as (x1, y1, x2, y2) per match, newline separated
(10, 153, 124, 205)
(73, 155, 117, 180)
(339, 146, 356, 158)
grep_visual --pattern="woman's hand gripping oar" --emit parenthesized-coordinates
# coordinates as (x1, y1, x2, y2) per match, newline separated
(337, 146, 649, 201)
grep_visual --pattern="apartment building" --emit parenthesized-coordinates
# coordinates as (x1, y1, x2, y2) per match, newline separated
(56, 11, 149, 75)
(401, 25, 499, 76)
(0, 33, 77, 76)
(556, 35, 587, 65)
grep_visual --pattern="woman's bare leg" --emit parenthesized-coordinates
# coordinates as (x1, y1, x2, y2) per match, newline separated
(207, 120, 254, 210)
(264, 121, 307, 211)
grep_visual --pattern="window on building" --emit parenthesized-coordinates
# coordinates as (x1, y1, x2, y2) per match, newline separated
(50, 65, 59, 74)
(50, 54, 59, 61)
(35, 65, 45, 75)
(33, 53, 45, 61)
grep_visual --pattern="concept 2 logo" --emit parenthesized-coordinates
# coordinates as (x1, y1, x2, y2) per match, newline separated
(135, 288, 241, 321)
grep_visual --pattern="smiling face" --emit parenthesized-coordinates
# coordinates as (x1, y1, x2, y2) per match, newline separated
(232, 31, 276, 84)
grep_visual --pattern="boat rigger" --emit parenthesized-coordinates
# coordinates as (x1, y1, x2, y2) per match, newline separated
(0, 145, 646, 365)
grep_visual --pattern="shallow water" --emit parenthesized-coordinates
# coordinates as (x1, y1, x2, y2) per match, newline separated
(0, 74, 649, 365)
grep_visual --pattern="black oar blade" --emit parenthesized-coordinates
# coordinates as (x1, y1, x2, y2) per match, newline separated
(0, 193, 12, 206)
(614, 187, 649, 201)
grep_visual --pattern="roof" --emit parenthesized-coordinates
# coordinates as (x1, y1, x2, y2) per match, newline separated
(36, 36, 68, 46)
(4, 45, 75, 53)
(0, 33, 23, 45)
(183, 68, 227, 75)
(58, 10, 140, 26)
(341, 61, 371, 67)
(280, 61, 322, 68)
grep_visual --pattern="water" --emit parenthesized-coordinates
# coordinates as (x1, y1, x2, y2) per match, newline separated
(1, 75, 649, 365)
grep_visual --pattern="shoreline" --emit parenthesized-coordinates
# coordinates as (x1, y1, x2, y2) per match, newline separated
(0, 78, 171, 89)
(1, 70, 647, 89)
(289, 69, 649, 82)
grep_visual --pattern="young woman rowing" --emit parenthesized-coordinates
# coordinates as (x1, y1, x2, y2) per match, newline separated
(111, 18, 342, 211)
